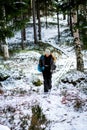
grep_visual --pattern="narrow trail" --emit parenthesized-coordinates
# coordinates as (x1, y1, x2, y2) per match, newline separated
(47, 42, 75, 88)
(52, 56, 74, 87)
(37, 55, 77, 130)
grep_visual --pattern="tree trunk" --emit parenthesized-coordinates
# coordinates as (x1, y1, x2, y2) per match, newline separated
(67, 14, 70, 25)
(69, 9, 73, 36)
(32, 0, 37, 44)
(2, 5, 9, 59)
(63, 14, 66, 20)
(45, 1, 48, 29)
(57, 11, 60, 42)
(3, 44, 9, 60)
(72, 10, 84, 71)
(21, 27, 26, 50)
(20, 0, 26, 49)
(37, 0, 41, 40)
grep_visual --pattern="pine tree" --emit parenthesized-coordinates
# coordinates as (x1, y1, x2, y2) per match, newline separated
(56, 0, 85, 71)
(0, 0, 29, 58)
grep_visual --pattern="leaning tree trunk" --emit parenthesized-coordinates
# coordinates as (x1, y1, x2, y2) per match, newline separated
(32, 0, 37, 44)
(72, 10, 84, 71)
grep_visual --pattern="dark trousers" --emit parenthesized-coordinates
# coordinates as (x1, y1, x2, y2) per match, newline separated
(43, 71, 52, 92)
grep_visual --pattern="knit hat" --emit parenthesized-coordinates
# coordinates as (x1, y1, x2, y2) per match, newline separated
(45, 48, 50, 55)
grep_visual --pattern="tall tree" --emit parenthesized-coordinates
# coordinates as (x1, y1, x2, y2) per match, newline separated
(68, 0, 73, 36)
(32, 0, 37, 44)
(14, 0, 29, 50)
(20, 0, 27, 50)
(0, 3, 10, 59)
(57, 0, 85, 71)
(72, 9, 84, 71)
(0, 0, 29, 58)
(71, 0, 85, 71)
(36, 0, 41, 40)
(56, 0, 60, 42)
(78, 1, 87, 49)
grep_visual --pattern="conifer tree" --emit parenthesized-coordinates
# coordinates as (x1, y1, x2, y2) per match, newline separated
(56, 0, 85, 71)
(0, 0, 29, 58)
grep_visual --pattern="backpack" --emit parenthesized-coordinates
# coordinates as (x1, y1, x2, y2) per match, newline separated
(38, 64, 45, 72)
(38, 55, 45, 72)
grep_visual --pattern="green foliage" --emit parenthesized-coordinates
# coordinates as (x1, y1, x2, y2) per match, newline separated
(0, 26, 14, 41)
(36, 0, 54, 16)
(0, 0, 29, 42)
(32, 79, 42, 86)
(29, 105, 47, 130)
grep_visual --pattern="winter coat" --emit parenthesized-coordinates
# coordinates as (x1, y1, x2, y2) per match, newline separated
(38, 54, 56, 73)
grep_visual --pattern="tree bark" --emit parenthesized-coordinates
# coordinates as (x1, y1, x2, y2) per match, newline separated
(69, 9, 73, 36)
(2, 5, 9, 59)
(45, 1, 48, 29)
(21, 27, 26, 50)
(3, 44, 9, 60)
(37, 0, 41, 40)
(32, 0, 37, 44)
(57, 11, 60, 42)
(20, 0, 26, 49)
(63, 14, 66, 20)
(72, 10, 84, 71)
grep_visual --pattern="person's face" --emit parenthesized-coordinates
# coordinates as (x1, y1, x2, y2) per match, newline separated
(45, 53, 50, 57)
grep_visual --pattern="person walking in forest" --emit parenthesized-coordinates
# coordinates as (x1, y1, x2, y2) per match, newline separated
(38, 48, 56, 93)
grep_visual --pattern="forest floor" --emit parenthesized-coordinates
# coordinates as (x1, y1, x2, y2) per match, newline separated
(0, 45, 87, 130)
(0, 15, 87, 130)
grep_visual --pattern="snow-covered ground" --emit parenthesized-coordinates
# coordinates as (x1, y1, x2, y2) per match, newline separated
(0, 125, 10, 130)
(7, 14, 73, 46)
(0, 50, 87, 130)
(0, 15, 87, 130)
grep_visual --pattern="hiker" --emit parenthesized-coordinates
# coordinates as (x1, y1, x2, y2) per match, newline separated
(38, 48, 56, 93)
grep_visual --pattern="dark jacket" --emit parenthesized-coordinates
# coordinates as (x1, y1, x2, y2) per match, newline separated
(39, 54, 56, 73)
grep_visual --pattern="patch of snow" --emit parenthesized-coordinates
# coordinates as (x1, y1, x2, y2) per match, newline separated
(0, 125, 10, 130)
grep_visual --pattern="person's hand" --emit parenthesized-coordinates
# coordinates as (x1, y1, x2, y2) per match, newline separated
(50, 69, 53, 73)
(50, 69, 56, 73)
